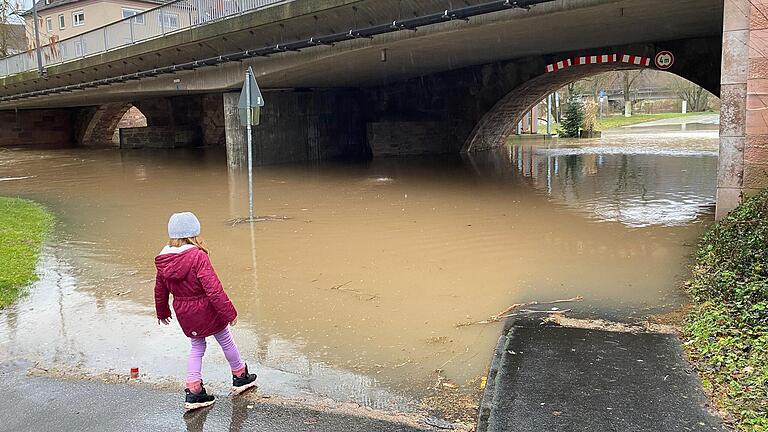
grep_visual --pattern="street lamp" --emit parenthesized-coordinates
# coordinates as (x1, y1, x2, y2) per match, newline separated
(30, 0, 44, 75)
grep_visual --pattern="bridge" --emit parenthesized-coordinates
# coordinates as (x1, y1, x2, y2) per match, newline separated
(0, 0, 762, 217)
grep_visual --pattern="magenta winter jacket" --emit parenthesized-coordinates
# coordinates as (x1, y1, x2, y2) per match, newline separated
(154, 247, 237, 338)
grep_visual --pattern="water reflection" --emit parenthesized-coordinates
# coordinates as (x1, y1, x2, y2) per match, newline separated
(507, 142, 717, 227)
(0, 245, 411, 410)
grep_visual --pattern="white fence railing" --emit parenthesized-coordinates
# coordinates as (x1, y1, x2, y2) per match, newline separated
(0, 0, 288, 78)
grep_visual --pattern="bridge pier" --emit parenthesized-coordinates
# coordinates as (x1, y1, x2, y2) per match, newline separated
(717, 0, 768, 218)
(224, 92, 247, 169)
(0, 109, 74, 147)
(222, 89, 369, 167)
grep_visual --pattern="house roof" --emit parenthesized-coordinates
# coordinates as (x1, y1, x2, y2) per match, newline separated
(21, 0, 169, 16)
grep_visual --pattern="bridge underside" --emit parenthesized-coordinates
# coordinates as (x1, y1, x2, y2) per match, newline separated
(0, 0, 723, 155)
(0, 0, 766, 217)
(0, 37, 721, 160)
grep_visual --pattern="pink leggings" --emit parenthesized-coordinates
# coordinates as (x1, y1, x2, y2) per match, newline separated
(187, 326, 245, 384)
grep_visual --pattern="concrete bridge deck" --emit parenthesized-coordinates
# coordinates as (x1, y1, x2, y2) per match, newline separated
(0, 0, 722, 108)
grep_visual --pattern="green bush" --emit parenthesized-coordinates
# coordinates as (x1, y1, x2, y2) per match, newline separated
(684, 190, 768, 431)
(689, 190, 768, 324)
(558, 100, 585, 138)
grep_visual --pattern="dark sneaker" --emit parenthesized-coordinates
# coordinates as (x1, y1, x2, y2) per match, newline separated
(184, 383, 215, 411)
(232, 364, 258, 395)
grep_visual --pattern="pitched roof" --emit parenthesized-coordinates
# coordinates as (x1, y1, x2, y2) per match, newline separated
(21, 0, 169, 16)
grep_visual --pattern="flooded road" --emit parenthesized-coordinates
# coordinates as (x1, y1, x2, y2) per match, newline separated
(0, 121, 718, 412)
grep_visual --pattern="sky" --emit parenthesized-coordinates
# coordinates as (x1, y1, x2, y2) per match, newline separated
(6, 0, 33, 24)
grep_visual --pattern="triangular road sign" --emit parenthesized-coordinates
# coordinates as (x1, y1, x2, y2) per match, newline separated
(238, 66, 265, 109)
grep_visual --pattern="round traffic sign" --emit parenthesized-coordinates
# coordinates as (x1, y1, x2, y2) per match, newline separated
(655, 51, 674, 70)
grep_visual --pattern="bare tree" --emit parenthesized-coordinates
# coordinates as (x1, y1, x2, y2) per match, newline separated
(585, 72, 614, 101)
(0, 0, 23, 56)
(618, 69, 645, 117)
(0, 0, 11, 56)
(670, 76, 710, 112)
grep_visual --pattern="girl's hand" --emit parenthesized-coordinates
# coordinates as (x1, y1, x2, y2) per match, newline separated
(158, 317, 172, 325)
(230, 317, 238, 327)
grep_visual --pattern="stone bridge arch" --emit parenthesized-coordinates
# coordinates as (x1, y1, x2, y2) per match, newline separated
(462, 38, 721, 153)
(78, 103, 134, 147)
(74, 95, 225, 148)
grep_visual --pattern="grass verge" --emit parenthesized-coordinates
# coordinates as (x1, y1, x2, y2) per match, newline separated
(596, 111, 716, 130)
(0, 197, 53, 308)
(683, 190, 768, 431)
(539, 111, 718, 134)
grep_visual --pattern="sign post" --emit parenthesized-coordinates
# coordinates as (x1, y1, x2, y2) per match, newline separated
(546, 93, 552, 135)
(599, 90, 605, 119)
(238, 67, 265, 221)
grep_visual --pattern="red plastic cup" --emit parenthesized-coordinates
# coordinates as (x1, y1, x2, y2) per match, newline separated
(130, 367, 139, 379)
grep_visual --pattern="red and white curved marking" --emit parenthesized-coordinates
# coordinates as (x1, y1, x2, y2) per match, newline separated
(545, 58, 573, 73)
(621, 54, 652, 67)
(574, 54, 618, 66)
(545, 53, 656, 73)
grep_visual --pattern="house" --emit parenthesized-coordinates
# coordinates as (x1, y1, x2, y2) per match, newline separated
(21, 0, 169, 50)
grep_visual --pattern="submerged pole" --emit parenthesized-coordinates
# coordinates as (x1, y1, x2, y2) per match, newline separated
(546, 94, 552, 135)
(246, 69, 254, 221)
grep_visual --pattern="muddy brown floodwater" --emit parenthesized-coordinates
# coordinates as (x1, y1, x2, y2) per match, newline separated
(0, 122, 718, 416)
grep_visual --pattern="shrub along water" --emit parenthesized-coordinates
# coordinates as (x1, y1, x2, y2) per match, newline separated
(0, 197, 53, 308)
(558, 99, 585, 138)
(684, 190, 768, 431)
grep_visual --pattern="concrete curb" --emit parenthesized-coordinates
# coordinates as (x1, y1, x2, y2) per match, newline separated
(476, 322, 518, 432)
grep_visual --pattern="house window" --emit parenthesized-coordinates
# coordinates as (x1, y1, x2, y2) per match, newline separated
(121, 8, 145, 25)
(58, 14, 65, 29)
(45, 17, 52, 32)
(45, 0, 51, 4)
(72, 11, 84, 26)
(159, 12, 179, 29)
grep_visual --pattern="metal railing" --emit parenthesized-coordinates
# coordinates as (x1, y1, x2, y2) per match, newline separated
(0, 0, 288, 78)
(603, 87, 679, 100)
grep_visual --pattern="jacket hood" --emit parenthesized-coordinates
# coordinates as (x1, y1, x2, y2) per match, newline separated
(155, 248, 199, 281)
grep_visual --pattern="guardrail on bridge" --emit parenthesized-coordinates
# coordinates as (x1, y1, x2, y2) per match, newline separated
(0, 0, 289, 78)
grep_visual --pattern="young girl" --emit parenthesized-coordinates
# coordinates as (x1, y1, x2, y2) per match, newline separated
(154, 211, 257, 411)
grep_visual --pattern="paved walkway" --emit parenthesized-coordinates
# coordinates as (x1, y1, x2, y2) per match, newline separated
(624, 113, 720, 127)
(0, 361, 436, 432)
(478, 319, 726, 432)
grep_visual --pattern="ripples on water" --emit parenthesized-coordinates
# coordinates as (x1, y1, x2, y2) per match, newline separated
(0, 127, 718, 408)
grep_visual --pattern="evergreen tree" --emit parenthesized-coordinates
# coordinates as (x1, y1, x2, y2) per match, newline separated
(559, 100, 585, 138)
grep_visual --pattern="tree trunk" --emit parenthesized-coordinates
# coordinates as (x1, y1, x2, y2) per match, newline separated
(623, 74, 632, 117)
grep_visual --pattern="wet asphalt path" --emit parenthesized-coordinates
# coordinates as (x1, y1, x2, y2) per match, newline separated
(478, 319, 726, 432)
(0, 362, 432, 432)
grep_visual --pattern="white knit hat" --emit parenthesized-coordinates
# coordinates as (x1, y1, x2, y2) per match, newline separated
(168, 212, 201, 239)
